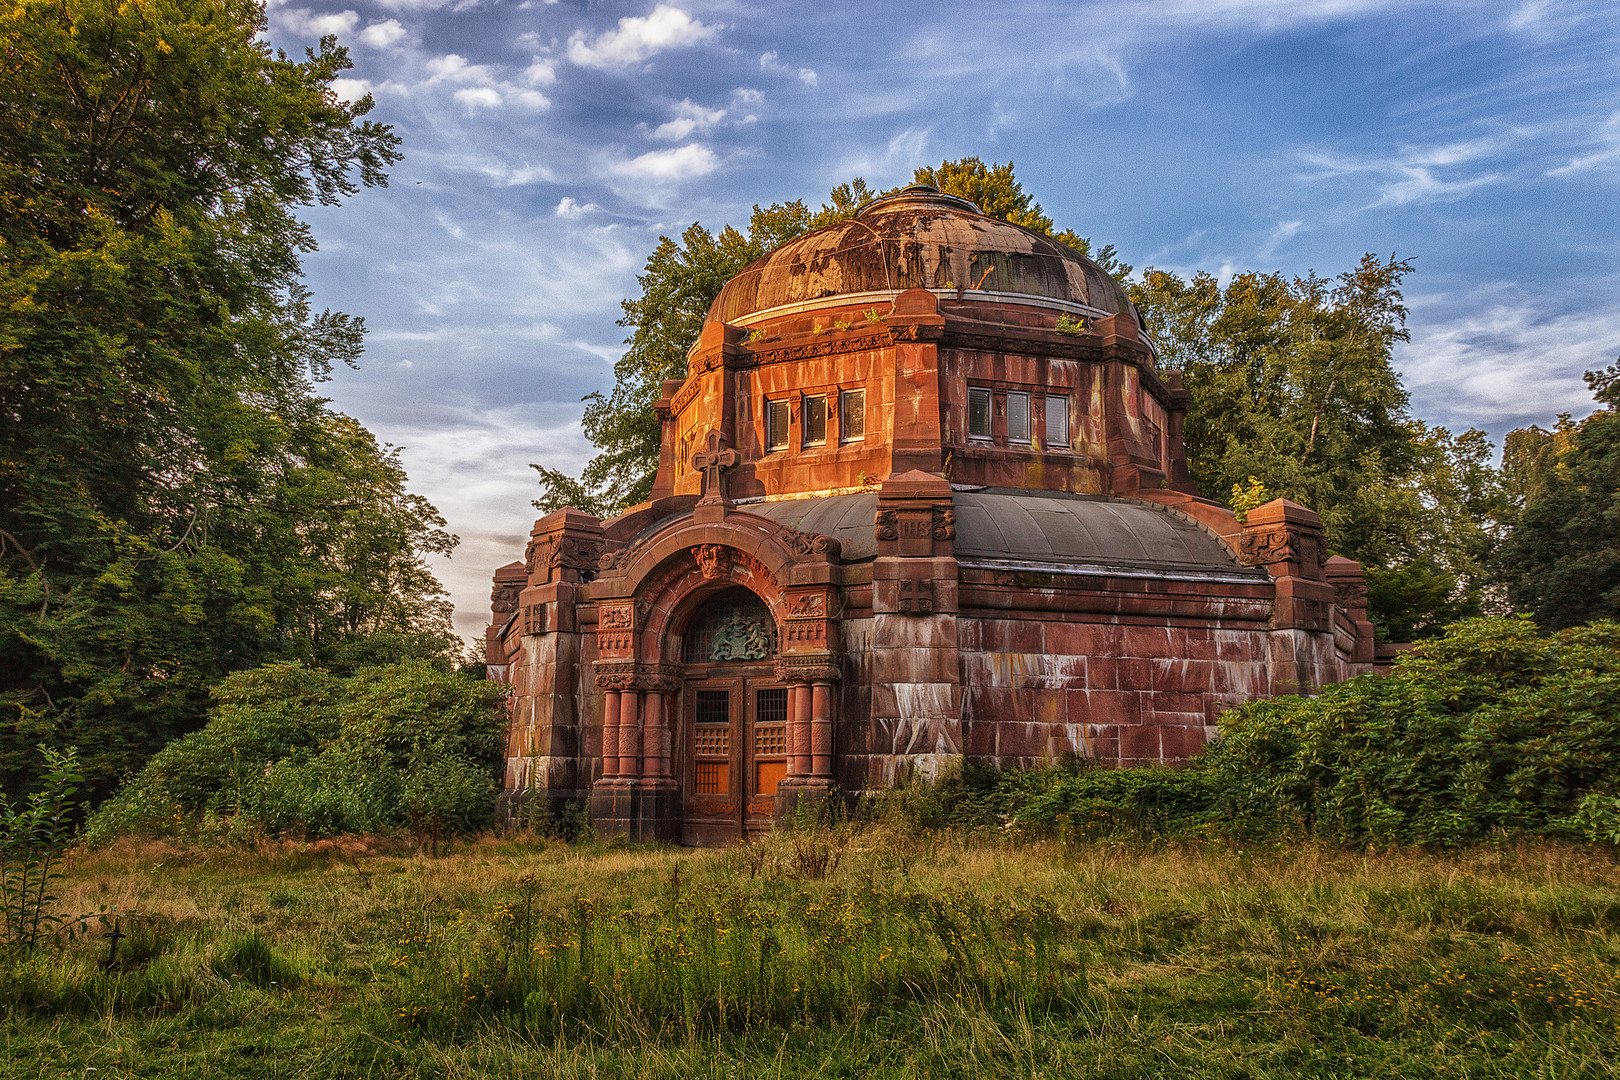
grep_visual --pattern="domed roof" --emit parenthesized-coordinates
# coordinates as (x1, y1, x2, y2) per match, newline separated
(705, 185, 1136, 327)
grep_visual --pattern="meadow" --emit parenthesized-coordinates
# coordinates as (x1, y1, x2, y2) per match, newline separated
(3, 825, 1618, 1079)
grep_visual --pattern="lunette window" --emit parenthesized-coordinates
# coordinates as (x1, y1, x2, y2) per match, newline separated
(968, 387, 992, 438)
(840, 389, 865, 441)
(1006, 391, 1031, 443)
(802, 395, 827, 447)
(765, 398, 789, 450)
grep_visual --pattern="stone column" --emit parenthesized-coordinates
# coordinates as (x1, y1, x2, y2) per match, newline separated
(601, 690, 621, 779)
(811, 679, 834, 779)
(790, 681, 813, 777)
(641, 689, 665, 779)
(617, 690, 642, 779)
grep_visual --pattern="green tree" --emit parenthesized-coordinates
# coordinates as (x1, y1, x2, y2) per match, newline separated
(1495, 362, 1620, 629)
(1130, 257, 1505, 639)
(0, 0, 452, 801)
(535, 160, 1130, 514)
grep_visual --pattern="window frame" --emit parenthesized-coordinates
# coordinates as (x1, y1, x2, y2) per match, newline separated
(1044, 394, 1069, 450)
(839, 388, 866, 443)
(1006, 391, 1031, 444)
(967, 387, 993, 440)
(765, 397, 790, 451)
(801, 394, 828, 448)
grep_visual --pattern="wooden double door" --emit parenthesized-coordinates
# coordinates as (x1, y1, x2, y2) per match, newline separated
(680, 669, 789, 845)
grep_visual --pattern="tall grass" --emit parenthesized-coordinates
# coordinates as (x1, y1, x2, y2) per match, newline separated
(392, 871, 1073, 1041)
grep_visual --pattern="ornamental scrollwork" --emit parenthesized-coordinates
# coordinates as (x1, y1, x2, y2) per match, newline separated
(931, 507, 955, 541)
(1236, 528, 1295, 568)
(874, 509, 900, 542)
(783, 528, 838, 558)
(490, 584, 521, 614)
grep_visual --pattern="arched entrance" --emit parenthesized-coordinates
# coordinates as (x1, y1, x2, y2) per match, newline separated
(674, 586, 787, 846)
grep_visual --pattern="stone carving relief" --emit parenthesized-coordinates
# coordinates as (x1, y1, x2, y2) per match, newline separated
(786, 592, 825, 618)
(783, 528, 836, 557)
(1237, 528, 1328, 573)
(524, 537, 547, 576)
(692, 544, 732, 580)
(1333, 580, 1369, 608)
(932, 507, 955, 541)
(774, 655, 841, 684)
(709, 611, 772, 662)
(522, 603, 546, 636)
(490, 584, 521, 615)
(898, 578, 934, 615)
(874, 509, 899, 542)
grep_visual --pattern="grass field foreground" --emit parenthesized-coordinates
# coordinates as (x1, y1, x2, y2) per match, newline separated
(3, 828, 1619, 1078)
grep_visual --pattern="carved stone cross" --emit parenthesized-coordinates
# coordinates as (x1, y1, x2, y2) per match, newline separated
(690, 429, 738, 502)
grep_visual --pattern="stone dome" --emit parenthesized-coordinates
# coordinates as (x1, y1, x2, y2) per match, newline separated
(705, 185, 1138, 327)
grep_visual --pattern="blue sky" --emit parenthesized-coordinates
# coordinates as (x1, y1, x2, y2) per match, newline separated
(261, 0, 1620, 642)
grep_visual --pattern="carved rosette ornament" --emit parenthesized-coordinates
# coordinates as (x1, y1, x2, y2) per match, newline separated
(691, 544, 731, 580)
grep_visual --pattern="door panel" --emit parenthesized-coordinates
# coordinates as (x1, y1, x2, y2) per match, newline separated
(682, 673, 786, 843)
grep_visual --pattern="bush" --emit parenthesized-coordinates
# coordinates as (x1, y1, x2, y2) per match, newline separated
(1203, 617, 1620, 846)
(85, 661, 509, 844)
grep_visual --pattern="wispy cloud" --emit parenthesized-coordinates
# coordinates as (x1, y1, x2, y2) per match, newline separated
(651, 99, 727, 141)
(568, 5, 716, 68)
(1298, 137, 1506, 207)
(759, 50, 818, 87)
(1547, 110, 1620, 176)
(1400, 283, 1620, 427)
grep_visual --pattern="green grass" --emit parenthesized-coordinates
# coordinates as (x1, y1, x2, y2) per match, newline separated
(3, 829, 1618, 1078)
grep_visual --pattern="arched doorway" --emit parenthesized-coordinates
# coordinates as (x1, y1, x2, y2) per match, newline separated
(675, 585, 787, 845)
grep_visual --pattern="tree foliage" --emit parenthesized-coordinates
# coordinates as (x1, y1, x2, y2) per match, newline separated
(0, 0, 454, 802)
(1131, 257, 1508, 639)
(84, 660, 509, 844)
(1494, 363, 1620, 629)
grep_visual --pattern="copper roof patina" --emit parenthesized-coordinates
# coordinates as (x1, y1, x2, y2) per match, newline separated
(704, 185, 1137, 326)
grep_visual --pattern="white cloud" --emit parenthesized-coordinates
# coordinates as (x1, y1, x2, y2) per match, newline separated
(329, 77, 371, 103)
(1258, 219, 1303, 259)
(759, 50, 817, 86)
(652, 99, 726, 141)
(357, 18, 406, 47)
(454, 87, 504, 111)
(278, 7, 359, 36)
(426, 54, 493, 83)
(611, 143, 719, 180)
(733, 87, 763, 106)
(524, 58, 557, 86)
(567, 5, 716, 68)
(555, 197, 601, 218)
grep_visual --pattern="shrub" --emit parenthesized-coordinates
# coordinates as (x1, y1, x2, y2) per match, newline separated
(1, 745, 84, 952)
(85, 661, 509, 844)
(1203, 617, 1620, 845)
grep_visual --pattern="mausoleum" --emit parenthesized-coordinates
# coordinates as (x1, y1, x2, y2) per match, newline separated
(485, 185, 1374, 845)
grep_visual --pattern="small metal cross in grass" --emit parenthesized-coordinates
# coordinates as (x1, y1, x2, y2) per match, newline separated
(101, 917, 126, 969)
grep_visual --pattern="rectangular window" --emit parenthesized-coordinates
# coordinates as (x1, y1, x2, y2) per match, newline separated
(1007, 391, 1031, 443)
(802, 395, 827, 446)
(1045, 395, 1069, 449)
(968, 387, 992, 438)
(694, 689, 730, 796)
(840, 389, 865, 442)
(753, 687, 788, 796)
(765, 398, 789, 450)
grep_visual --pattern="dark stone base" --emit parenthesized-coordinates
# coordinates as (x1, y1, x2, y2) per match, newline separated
(497, 787, 586, 830)
(589, 779, 682, 844)
(774, 777, 836, 823)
